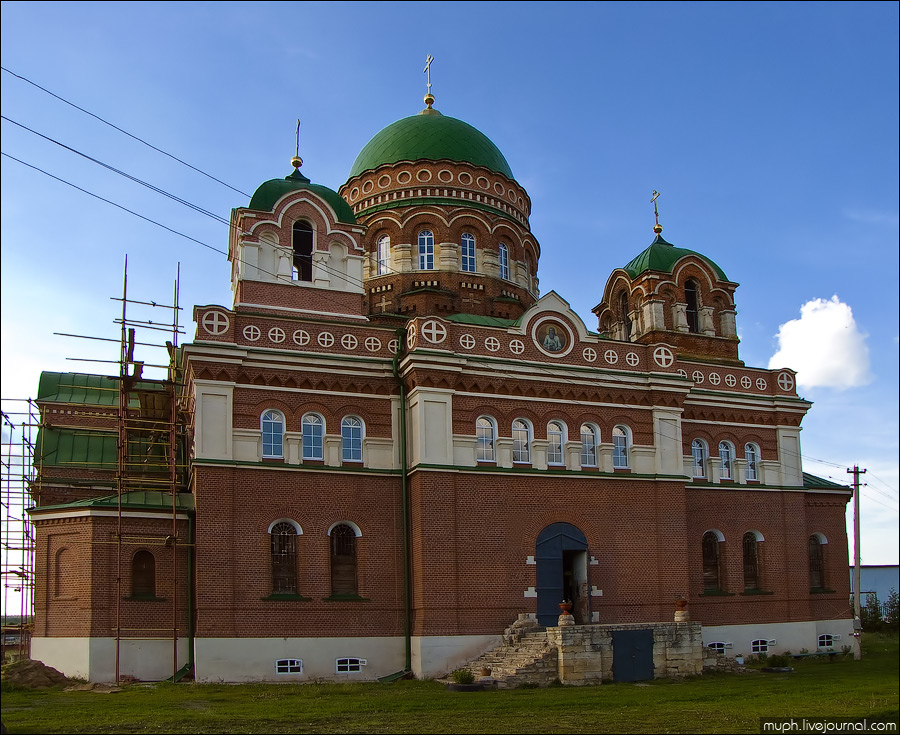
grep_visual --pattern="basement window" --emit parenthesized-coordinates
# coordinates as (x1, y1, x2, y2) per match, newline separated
(336, 657, 367, 674)
(751, 639, 776, 655)
(817, 634, 840, 649)
(705, 642, 732, 653)
(275, 659, 302, 674)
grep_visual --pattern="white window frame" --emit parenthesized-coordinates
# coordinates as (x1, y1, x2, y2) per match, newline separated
(612, 425, 630, 468)
(817, 634, 840, 650)
(336, 657, 367, 674)
(719, 441, 734, 480)
(418, 230, 434, 270)
(691, 439, 708, 478)
(499, 242, 510, 280)
(376, 235, 390, 275)
(341, 416, 363, 463)
(705, 642, 733, 653)
(262, 410, 285, 459)
(275, 658, 303, 674)
(461, 232, 476, 273)
(476, 416, 496, 462)
(302, 413, 325, 460)
(580, 424, 598, 467)
(547, 421, 565, 465)
(512, 419, 531, 463)
(745, 443, 760, 481)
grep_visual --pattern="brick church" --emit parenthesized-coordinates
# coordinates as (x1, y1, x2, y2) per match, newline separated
(28, 86, 854, 683)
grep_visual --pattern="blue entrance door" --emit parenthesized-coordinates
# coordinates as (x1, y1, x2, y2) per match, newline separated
(612, 629, 654, 682)
(535, 523, 588, 626)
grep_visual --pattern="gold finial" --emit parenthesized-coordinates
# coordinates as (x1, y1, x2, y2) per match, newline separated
(423, 54, 435, 108)
(651, 190, 663, 234)
(291, 119, 303, 169)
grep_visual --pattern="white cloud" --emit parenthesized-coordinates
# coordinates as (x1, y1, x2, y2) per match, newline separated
(768, 296, 872, 389)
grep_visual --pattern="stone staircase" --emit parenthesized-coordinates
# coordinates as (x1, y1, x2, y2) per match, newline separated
(465, 615, 560, 688)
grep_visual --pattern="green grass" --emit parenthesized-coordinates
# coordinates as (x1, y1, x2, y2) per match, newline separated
(2, 634, 898, 734)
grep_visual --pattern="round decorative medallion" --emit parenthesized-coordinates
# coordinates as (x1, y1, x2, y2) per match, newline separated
(387, 338, 399, 353)
(362, 180, 374, 193)
(460, 334, 476, 349)
(458, 172, 472, 185)
(476, 176, 489, 190)
(692, 370, 705, 384)
(677, 369, 688, 379)
(201, 311, 229, 336)
(625, 352, 640, 367)
(493, 182, 505, 195)
(741, 376, 752, 389)
(708, 372, 721, 386)
(652, 346, 674, 368)
(341, 334, 358, 350)
(365, 336, 382, 352)
(268, 327, 286, 343)
(582, 347, 597, 362)
(420, 320, 447, 344)
(377, 174, 391, 188)
(406, 323, 417, 349)
(485, 336, 501, 352)
(349, 187, 359, 201)
(531, 316, 574, 357)
(510, 339, 525, 355)
(416, 169, 432, 182)
(725, 374, 737, 387)
(604, 349, 619, 365)
(756, 377, 768, 391)
(438, 169, 453, 183)
(317, 331, 335, 348)
(243, 325, 261, 341)
(777, 372, 794, 391)
(397, 171, 412, 184)
(293, 329, 310, 346)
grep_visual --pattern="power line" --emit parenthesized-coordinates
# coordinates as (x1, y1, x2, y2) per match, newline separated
(1, 65, 251, 198)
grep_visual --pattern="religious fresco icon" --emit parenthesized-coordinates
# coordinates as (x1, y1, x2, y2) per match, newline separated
(536, 321, 568, 353)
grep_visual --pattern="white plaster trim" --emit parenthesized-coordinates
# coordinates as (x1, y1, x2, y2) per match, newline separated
(231, 384, 394, 400)
(30, 509, 190, 521)
(192, 461, 395, 477)
(452, 391, 657, 411)
(685, 484, 850, 496)
(524, 587, 537, 597)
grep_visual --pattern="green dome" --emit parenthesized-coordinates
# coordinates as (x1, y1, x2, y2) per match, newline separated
(248, 170, 356, 224)
(623, 234, 729, 281)
(348, 110, 514, 180)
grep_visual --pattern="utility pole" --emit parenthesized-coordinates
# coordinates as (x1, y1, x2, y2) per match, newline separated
(847, 465, 866, 623)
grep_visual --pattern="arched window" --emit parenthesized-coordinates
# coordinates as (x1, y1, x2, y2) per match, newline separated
(341, 416, 363, 463)
(619, 292, 631, 341)
(692, 439, 708, 478)
(376, 235, 390, 276)
(547, 421, 565, 465)
(302, 413, 324, 460)
(580, 424, 598, 467)
(512, 419, 531, 463)
(499, 242, 510, 280)
(330, 524, 358, 596)
(461, 232, 476, 273)
(745, 443, 760, 481)
(685, 279, 700, 333)
(719, 441, 734, 480)
(809, 535, 826, 590)
(262, 410, 285, 459)
(612, 425, 630, 468)
(702, 532, 722, 591)
(476, 417, 496, 462)
(292, 221, 314, 281)
(743, 531, 761, 590)
(55, 548, 73, 597)
(131, 549, 156, 598)
(270, 522, 298, 594)
(418, 230, 434, 270)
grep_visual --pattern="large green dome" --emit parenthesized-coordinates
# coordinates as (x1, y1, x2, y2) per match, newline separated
(623, 233, 729, 282)
(249, 169, 356, 224)
(348, 110, 514, 180)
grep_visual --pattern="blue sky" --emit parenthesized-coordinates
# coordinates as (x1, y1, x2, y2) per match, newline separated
(2, 1, 897, 588)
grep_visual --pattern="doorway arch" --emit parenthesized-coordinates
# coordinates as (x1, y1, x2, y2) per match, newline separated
(535, 523, 590, 626)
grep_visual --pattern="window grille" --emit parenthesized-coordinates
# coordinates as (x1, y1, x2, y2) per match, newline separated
(271, 522, 298, 594)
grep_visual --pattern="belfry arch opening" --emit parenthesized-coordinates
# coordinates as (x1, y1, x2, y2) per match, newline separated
(292, 221, 314, 281)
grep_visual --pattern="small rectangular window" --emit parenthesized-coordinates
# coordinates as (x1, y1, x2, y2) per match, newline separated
(336, 657, 367, 673)
(275, 658, 303, 674)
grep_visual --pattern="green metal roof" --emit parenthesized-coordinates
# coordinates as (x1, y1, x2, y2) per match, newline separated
(35, 427, 118, 470)
(348, 110, 514, 180)
(803, 472, 851, 491)
(31, 491, 194, 514)
(623, 234, 729, 282)
(444, 313, 520, 328)
(248, 170, 357, 223)
(37, 372, 160, 406)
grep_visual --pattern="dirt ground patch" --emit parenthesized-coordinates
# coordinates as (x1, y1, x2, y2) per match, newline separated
(1, 659, 72, 689)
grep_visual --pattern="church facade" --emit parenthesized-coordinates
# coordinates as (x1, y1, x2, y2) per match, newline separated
(28, 92, 854, 683)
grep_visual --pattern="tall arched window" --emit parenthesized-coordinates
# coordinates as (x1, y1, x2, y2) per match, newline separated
(745, 443, 760, 481)
(580, 424, 598, 467)
(809, 535, 826, 590)
(476, 417, 496, 462)
(262, 410, 285, 459)
(512, 419, 531, 463)
(341, 416, 363, 463)
(376, 235, 390, 275)
(692, 439, 708, 478)
(719, 441, 734, 480)
(418, 230, 434, 270)
(55, 548, 73, 597)
(702, 532, 722, 591)
(499, 242, 510, 280)
(131, 549, 156, 598)
(302, 413, 324, 460)
(685, 279, 700, 333)
(270, 522, 298, 594)
(330, 524, 358, 596)
(613, 425, 630, 468)
(743, 532, 761, 590)
(619, 292, 631, 341)
(292, 221, 314, 281)
(547, 421, 565, 465)
(461, 233, 476, 273)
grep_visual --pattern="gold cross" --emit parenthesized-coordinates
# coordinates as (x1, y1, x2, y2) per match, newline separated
(651, 190, 661, 227)
(424, 55, 434, 96)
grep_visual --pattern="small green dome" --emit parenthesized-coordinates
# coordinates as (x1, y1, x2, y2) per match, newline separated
(248, 170, 357, 224)
(623, 234, 729, 281)
(348, 110, 514, 180)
